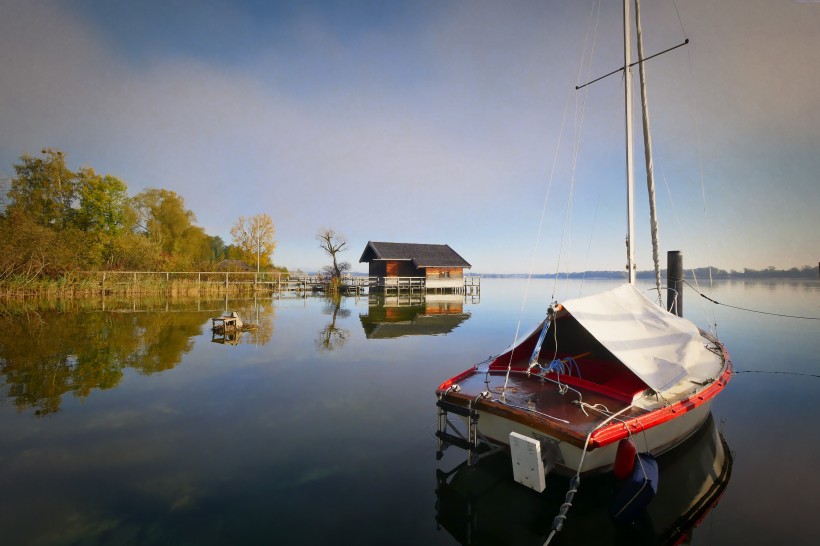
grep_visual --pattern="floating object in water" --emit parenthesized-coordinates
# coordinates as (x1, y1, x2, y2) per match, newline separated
(212, 312, 254, 333)
(611, 453, 659, 523)
(614, 438, 637, 480)
(230, 311, 244, 329)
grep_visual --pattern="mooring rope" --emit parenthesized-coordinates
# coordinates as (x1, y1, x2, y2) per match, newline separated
(684, 280, 820, 321)
(543, 403, 635, 545)
(733, 370, 820, 379)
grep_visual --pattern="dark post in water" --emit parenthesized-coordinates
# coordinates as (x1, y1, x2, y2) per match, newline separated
(667, 250, 683, 317)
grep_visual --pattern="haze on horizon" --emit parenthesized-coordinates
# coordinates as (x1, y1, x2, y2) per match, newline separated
(1, 0, 817, 275)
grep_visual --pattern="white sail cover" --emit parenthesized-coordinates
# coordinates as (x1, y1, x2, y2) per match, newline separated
(561, 284, 717, 392)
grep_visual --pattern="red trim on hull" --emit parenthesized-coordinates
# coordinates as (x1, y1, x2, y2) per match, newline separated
(437, 365, 478, 391)
(436, 345, 733, 454)
(589, 348, 732, 449)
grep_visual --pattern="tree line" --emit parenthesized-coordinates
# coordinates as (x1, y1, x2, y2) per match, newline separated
(0, 149, 283, 284)
(483, 265, 818, 280)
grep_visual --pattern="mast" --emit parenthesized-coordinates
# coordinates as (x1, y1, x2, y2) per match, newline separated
(624, 0, 636, 285)
(635, 0, 663, 304)
(577, 1, 687, 289)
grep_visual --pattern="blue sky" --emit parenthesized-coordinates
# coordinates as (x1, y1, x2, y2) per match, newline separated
(1, 0, 818, 274)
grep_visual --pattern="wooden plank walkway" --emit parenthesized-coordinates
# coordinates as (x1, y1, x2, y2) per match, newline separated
(369, 276, 480, 295)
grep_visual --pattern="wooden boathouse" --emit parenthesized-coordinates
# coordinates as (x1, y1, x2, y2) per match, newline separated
(358, 241, 475, 293)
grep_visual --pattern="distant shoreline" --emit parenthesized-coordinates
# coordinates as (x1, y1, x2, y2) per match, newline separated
(470, 266, 819, 281)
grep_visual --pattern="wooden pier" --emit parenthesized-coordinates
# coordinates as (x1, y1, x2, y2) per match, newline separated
(368, 275, 480, 295)
(86, 271, 479, 296)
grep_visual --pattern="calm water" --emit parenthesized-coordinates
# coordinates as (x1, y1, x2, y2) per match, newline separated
(0, 278, 818, 545)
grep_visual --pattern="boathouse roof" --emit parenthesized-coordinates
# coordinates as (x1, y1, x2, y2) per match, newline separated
(215, 259, 253, 271)
(359, 241, 471, 268)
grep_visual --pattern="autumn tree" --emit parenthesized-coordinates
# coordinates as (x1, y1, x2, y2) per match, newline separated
(2, 150, 102, 274)
(7, 148, 77, 230)
(104, 231, 164, 270)
(230, 214, 276, 272)
(131, 188, 190, 248)
(75, 168, 129, 236)
(207, 235, 229, 262)
(317, 228, 350, 279)
(130, 188, 210, 269)
(1, 149, 233, 274)
(0, 210, 60, 280)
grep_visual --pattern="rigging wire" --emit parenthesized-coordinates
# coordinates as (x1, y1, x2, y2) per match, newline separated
(500, 93, 570, 397)
(577, 12, 613, 294)
(671, 0, 688, 41)
(658, 167, 714, 330)
(650, 0, 717, 337)
(682, 34, 718, 334)
(504, 0, 602, 399)
(684, 279, 820, 321)
(578, 177, 602, 298)
(551, 0, 602, 302)
(499, 17, 586, 396)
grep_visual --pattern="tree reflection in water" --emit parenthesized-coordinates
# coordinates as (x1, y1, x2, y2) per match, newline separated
(0, 296, 277, 416)
(314, 295, 350, 352)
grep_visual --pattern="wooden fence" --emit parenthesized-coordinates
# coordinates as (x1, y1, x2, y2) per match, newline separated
(35, 271, 482, 296)
(91, 271, 328, 293)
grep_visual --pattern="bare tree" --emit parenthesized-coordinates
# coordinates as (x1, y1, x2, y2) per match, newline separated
(314, 296, 350, 351)
(317, 228, 350, 279)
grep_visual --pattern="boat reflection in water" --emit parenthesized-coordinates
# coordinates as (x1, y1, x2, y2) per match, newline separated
(435, 413, 731, 545)
(360, 294, 471, 339)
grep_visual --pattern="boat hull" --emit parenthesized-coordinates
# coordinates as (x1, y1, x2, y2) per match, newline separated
(459, 396, 714, 476)
(437, 338, 731, 476)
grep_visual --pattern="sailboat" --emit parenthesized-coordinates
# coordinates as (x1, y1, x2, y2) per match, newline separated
(435, 0, 731, 486)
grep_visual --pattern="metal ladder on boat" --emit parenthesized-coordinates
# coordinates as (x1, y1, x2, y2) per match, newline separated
(435, 398, 483, 463)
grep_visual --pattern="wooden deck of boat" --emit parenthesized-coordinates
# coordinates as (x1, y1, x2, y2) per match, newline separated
(443, 370, 649, 446)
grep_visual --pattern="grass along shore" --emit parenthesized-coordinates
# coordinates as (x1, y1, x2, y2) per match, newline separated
(0, 271, 316, 298)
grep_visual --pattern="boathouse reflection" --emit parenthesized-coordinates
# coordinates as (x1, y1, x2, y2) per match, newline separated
(360, 293, 472, 339)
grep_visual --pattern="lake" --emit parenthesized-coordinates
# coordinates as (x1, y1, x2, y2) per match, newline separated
(1, 278, 818, 545)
